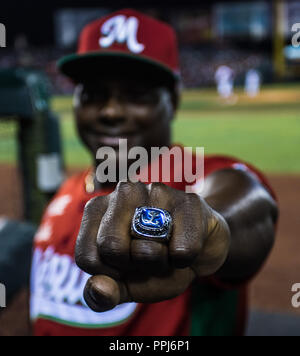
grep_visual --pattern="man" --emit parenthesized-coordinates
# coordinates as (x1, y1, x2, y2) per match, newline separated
(245, 69, 261, 98)
(30, 9, 278, 336)
(215, 65, 234, 99)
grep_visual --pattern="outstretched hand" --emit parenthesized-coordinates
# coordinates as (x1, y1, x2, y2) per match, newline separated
(75, 182, 230, 312)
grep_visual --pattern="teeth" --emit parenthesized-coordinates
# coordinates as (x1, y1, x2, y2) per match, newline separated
(99, 136, 124, 145)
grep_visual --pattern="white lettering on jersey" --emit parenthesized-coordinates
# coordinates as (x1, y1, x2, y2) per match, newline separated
(99, 15, 145, 54)
(35, 222, 53, 243)
(46, 195, 72, 217)
(30, 247, 137, 328)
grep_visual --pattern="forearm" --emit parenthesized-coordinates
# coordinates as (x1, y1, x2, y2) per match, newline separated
(202, 168, 278, 284)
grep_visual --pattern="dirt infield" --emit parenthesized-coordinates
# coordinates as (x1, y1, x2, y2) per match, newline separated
(0, 167, 299, 335)
(250, 174, 300, 315)
(0, 164, 23, 220)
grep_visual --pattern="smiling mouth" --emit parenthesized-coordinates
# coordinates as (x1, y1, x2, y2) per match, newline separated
(93, 133, 137, 147)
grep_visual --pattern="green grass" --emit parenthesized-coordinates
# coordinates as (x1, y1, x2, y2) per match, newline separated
(2, 85, 300, 173)
(58, 111, 93, 167)
(173, 86, 300, 173)
(173, 113, 300, 173)
(0, 120, 18, 163)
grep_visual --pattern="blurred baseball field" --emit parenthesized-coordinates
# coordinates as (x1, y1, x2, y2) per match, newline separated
(1, 83, 300, 173)
(54, 83, 300, 172)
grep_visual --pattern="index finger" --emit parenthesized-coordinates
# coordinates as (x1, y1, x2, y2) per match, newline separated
(75, 195, 120, 279)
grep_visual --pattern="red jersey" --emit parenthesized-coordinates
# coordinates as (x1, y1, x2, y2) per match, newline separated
(30, 151, 274, 336)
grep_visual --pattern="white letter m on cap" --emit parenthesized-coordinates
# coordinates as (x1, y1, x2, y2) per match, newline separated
(99, 15, 145, 54)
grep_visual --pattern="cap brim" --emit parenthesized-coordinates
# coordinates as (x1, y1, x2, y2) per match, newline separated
(57, 51, 180, 88)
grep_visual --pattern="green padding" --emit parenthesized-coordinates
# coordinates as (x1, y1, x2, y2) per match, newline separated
(191, 282, 239, 336)
(0, 68, 51, 118)
(0, 220, 36, 301)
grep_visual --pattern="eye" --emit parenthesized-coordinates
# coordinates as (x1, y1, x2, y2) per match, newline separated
(80, 86, 109, 105)
(125, 88, 159, 105)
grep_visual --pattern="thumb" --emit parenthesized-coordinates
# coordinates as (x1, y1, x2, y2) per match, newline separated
(83, 275, 131, 313)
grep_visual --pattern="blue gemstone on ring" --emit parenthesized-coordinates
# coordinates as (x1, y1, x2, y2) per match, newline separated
(140, 208, 165, 229)
(131, 207, 172, 241)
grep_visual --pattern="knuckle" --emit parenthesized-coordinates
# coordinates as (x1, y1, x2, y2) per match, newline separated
(113, 181, 147, 204)
(84, 196, 105, 213)
(98, 236, 128, 260)
(149, 182, 171, 202)
(150, 182, 167, 191)
(115, 181, 134, 195)
(75, 252, 99, 274)
(133, 248, 161, 263)
(186, 192, 201, 204)
(171, 245, 193, 258)
(132, 240, 164, 262)
(183, 193, 202, 210)
(170, 245, 196, 267)
(75, 239, 99, 272)
(74, 252, 85, 270)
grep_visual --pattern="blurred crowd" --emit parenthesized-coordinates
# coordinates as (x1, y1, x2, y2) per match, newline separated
(0, 44, 271, 94)
(181, 46, 271, 88)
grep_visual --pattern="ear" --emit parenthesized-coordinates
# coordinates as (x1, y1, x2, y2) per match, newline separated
(73, 84, 84, 109)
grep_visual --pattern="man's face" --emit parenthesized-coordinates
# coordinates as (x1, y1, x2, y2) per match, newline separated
(73, 72, 176, 164)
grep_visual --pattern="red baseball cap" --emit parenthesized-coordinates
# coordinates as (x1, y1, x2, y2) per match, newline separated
(58, 9, 180, 87)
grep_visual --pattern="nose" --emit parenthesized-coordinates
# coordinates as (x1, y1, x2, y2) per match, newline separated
(97, 95, 126, 127)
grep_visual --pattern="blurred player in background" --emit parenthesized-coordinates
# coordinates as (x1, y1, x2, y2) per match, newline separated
(215, 65, 234, 100)
(245, 69, 261, 98)
(30, 9, 278, 336)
